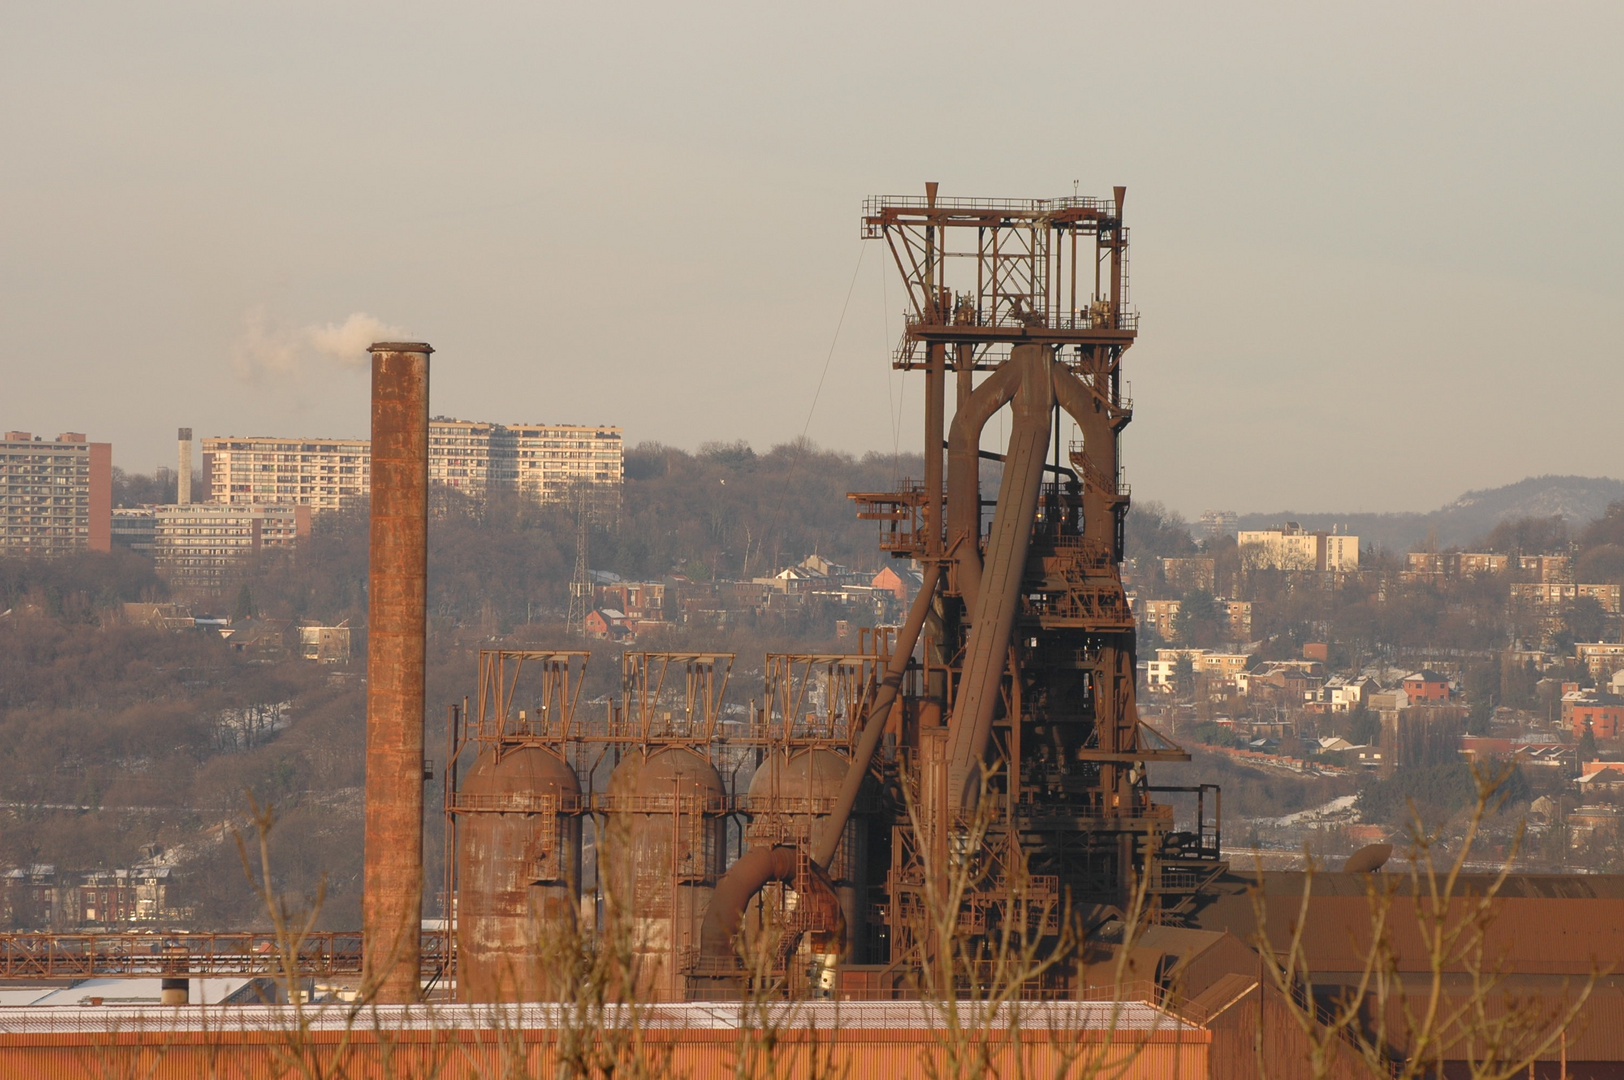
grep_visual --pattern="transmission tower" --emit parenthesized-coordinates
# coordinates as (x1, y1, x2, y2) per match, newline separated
(566, 486, 592, 636)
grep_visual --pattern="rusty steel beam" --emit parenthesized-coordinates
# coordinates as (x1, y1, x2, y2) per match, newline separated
(0, 931, 450, 979)
(363, 342, 433, 1003)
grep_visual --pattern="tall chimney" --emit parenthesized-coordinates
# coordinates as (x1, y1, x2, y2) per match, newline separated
(362, 342, 432, 1003)
(176, 428, 192, 505)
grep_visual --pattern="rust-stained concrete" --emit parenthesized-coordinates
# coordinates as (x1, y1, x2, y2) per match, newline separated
(363, 342, 432, 1003)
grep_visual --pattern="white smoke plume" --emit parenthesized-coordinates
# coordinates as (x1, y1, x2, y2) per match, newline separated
(232, 308, 407, 382)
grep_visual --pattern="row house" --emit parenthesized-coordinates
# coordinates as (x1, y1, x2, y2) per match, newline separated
(0, 864, 179, 930)
(1237, 660, 1325, 703)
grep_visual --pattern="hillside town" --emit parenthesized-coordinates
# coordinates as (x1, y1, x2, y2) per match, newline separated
(1130, 511, 1624, 869)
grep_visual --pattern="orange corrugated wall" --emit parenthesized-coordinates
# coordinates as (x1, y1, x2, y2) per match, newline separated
(0, 1025, 1211, 1079)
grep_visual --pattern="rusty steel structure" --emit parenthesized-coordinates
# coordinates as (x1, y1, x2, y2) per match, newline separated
(0, 930, 450, 980)
(696, 184, 1225, 990)
(439, 187, 1225, 1004)
(363, 342, 434, 1003)
(445, 644, 893, 999)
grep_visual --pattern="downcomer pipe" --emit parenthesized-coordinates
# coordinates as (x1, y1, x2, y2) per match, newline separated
(944, 361, 1022, 607)
(698, 561, 942, 967)
(362, 341, 432, 1004)
(945, 344, 1054, 810)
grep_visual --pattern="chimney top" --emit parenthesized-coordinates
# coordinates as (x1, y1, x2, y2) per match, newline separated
(368, 342, 434, 354)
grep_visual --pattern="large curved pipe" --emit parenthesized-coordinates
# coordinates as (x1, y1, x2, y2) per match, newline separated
(1052, 363, 1121, 560)
(946, 344, 1054, 810)
(945, 361, 1022, 605)
(696, 845, 846, 973)
(697, 561, 942, 969)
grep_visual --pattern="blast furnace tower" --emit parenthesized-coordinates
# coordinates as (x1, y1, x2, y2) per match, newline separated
(447, 187, 1224, 1000)
(834, 186, 1225, 968)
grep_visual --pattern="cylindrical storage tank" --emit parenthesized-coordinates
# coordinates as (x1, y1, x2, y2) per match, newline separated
(456, 745, 581, 1003)
(607, 746, 725, 999)
(745, 748, 868, 961)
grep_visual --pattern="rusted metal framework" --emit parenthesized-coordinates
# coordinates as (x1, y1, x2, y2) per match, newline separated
(841, 185, 1224, 979)
(436, 188, 1224, 1003)
(0, 930, 450, 980)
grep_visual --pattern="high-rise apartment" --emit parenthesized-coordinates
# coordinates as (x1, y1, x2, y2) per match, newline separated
(506, 423, 623, 503)
(202, 421, 622, 512)
(152, 503, 311, 588)
(200, 437, 371, 511)
(427, 419, 509, 495)
(0, 431, 112, 557)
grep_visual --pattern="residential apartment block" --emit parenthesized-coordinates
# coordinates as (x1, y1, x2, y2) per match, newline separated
(1143, 649, 1249, 693)
(204, 420, 622, 512)
(505, 422, 623, 503)
(1237, 523, 1359, 572)
(202, 436, 370, 511)
(149, 504, 311, 588)
(111, 507, 157, 556)
(1510, 582, 1622, 613)
(1576, 642, 1624, 679)
(1139, 598, 1180, 639)
(1518, 554, 1571, 583)
(1403, 551, 1510, 581)
(1, 431, 112, 557)
(1217, 598, 1253, 639)
(1160, 557, 1215, 593)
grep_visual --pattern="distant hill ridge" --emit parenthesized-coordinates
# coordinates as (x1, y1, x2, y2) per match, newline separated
(1232, 475, 1624, 553)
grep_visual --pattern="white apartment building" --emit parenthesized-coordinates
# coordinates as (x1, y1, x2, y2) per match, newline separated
(202, 437, 370, 512)
(507, 423, 623, 503)
(204, 420, 622, 512)
(429, 419, 508, 495)
(152, 504, 311, 588)
(1144, 649, 1250, 693)
(1237, 523, 1359, 572)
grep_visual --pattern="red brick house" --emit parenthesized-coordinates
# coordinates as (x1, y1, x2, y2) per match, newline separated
(1401, 669, 1451, 702)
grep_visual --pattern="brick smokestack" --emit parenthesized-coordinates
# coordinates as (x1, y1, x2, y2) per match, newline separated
(176, 428, 192, 505)
(362, 342, 432, 1003)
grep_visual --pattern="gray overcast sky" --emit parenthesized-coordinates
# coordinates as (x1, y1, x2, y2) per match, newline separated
(3, 2, 1619, 518)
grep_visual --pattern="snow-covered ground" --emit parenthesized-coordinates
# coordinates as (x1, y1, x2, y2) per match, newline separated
(1251, 794, 1358, 828)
